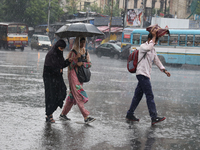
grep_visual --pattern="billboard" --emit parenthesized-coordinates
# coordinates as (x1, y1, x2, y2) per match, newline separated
(151, 17, 189, 29)
(126, 9, 143, 27)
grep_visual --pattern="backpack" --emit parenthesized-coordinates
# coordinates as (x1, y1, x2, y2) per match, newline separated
(127, 49, 147, 73)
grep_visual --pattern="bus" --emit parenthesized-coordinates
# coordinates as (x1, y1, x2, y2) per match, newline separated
(121, 28, 200, 66)
(0, 22, 28, 51)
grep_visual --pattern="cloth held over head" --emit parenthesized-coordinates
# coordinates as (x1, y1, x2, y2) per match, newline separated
(146, 24, 170, 37)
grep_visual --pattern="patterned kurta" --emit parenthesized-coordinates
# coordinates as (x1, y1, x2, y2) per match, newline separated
(66, 51, 92, 105)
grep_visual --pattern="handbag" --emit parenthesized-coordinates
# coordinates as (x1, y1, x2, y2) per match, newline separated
(72, 49, 91, 83)
(76, 65, 91, 83)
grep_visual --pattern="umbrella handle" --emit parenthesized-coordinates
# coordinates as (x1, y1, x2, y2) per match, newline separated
(79, 37, 80, 53)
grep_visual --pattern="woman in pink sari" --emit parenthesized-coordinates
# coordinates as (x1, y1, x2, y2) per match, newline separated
(60, 37, 96, 124)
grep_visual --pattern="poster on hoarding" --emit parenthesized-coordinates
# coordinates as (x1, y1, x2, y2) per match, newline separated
(126, 9, 143, 26)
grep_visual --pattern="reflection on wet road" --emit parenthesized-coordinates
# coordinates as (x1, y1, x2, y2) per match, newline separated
(0, 48, 200, 150)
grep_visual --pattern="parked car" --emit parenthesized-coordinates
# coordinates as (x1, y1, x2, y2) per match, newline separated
(108, 40, 121, 47)
(31, 34, 52, 51)
(95, 43, 121, 59)
(108, 40, 117, 43)
(120, 45, 131, 59)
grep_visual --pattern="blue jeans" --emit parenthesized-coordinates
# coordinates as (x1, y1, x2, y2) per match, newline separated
(127, 75, 157, 119)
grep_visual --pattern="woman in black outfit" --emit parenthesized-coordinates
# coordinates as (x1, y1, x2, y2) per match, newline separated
(43, 39, 72, 123)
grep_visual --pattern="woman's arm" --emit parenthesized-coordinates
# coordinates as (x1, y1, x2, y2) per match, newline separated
(63, 59, 71, 68)
(83, 52, 92, 68)
(83, 61, 92, 68)
(68, 51, 81, 70)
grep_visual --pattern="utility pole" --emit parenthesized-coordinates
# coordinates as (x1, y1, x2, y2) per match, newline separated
(140, 0, 145, 28)
(87, 7, 89, 23)
(164, 0, 167, 15)
(109, 0, 114, 40)
(124, 0, 128, 28)
(47, 0, 51, 35)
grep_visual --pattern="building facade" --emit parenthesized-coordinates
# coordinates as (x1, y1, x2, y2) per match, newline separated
(61, 0, 192, 19)
(169, 0, 192, 19)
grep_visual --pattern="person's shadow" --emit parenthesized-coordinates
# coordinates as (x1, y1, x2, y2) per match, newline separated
(129, 124, 156, 150)
(143, 126, 156, 150)
(40, 123, 62, 149)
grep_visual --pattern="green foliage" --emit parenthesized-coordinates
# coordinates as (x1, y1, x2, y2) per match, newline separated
(25, 0, 47, 26)
(0, 0, 120, 27)
(102, 1, 120, 17)
(195, 0, 200, 15)
(0, 0, 4, 22)
(1, 0, 28, 22)
(89, 2, 102, 14)
(0, 0, 64, 27)
(65, 0, 80, 15)
(47, 0, 65, 24)
(112, 1, 120, 17)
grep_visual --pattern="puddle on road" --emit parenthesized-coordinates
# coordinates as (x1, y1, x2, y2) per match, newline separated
(1, 52, 200, 149)
(0, 100, 200, 150)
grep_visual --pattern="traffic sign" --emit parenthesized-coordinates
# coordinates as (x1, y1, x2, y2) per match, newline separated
(46, 27, 49, 32)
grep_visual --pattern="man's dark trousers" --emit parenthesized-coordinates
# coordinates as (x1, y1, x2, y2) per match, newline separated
(127, 75, 157, 119)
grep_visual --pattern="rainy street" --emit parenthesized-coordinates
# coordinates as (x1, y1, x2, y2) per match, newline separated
(0, 47, 200, 150)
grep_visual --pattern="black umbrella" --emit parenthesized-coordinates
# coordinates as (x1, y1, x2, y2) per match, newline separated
(55, 22, 104, 38)
(54, 23, 71, 38)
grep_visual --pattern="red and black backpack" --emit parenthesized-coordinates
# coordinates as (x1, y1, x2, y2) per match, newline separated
(127, 49, 147, 73)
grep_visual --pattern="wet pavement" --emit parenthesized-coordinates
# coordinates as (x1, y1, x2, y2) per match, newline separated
(0, 47, 200, 150)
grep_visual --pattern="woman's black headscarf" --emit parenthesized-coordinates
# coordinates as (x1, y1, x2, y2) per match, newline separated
(44, 39, 66, 68)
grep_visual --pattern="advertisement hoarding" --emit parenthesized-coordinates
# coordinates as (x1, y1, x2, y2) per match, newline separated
(126, 9, 143, 27)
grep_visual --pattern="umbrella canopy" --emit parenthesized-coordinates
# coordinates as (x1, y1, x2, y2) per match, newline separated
(55, 23, 71, 38)
(55, 22, 104, 38)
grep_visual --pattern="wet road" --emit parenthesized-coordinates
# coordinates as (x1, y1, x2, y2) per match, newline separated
(0, 47, 200, 150)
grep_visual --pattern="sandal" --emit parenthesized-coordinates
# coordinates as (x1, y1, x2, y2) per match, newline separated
(46, 115, 55, 123)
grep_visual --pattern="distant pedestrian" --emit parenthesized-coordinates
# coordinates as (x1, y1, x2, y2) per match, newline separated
(52, 34, 59, 46)
(126, 30, 171, 125)
(43, 39, 72, 123)
(60, 37, 96, 124)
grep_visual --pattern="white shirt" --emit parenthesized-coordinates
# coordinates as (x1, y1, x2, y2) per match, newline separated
(136, 40, 165, 79)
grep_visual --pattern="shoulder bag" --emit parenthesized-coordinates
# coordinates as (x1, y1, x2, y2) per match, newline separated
(72, 49, 91, 83)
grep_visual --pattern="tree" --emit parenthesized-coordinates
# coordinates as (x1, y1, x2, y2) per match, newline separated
(103, 1, 121, 17)
(25, 0, 47, 26)
(0, 0, 4, 22)
(194, 0, 200, 15)
(25, 0, 64, 27)
(65, 0, 80, 15)
(112, 1, 121, 17)
(46, 0, 65, 24)
(0, 0, 64, 27)
(89, 2, 102, 14)
(1, 0, 28, 22)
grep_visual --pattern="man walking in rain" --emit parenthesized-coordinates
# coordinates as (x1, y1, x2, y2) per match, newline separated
(126, 30, 171, 125)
